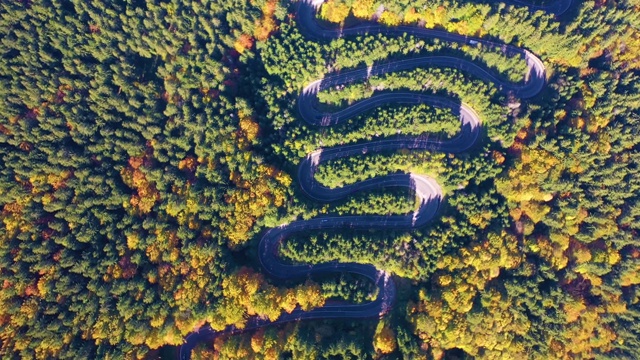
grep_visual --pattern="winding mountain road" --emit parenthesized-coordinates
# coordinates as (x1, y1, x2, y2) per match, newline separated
(178, 0, 572, 358)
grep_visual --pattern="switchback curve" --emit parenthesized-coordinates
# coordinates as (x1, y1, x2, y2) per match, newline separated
(178, 0, 569, 358)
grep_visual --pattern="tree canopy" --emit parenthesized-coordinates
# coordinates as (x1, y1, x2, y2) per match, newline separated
(1, 0, 640, 359)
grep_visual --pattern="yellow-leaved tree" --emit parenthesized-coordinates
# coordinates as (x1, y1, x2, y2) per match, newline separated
(373, 320, 397, 355)
(320, 0, 350, 23)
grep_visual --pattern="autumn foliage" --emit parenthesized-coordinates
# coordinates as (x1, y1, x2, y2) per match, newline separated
(208, 267, 325, 330)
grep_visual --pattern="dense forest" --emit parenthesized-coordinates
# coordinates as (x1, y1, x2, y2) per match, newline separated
(1, 0, 639, 359)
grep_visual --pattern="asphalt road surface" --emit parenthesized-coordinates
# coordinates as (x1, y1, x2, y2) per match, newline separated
(178, 0, 571, 358)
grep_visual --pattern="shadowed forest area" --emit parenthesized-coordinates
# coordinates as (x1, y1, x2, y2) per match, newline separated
(1, 0, 640, 359)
